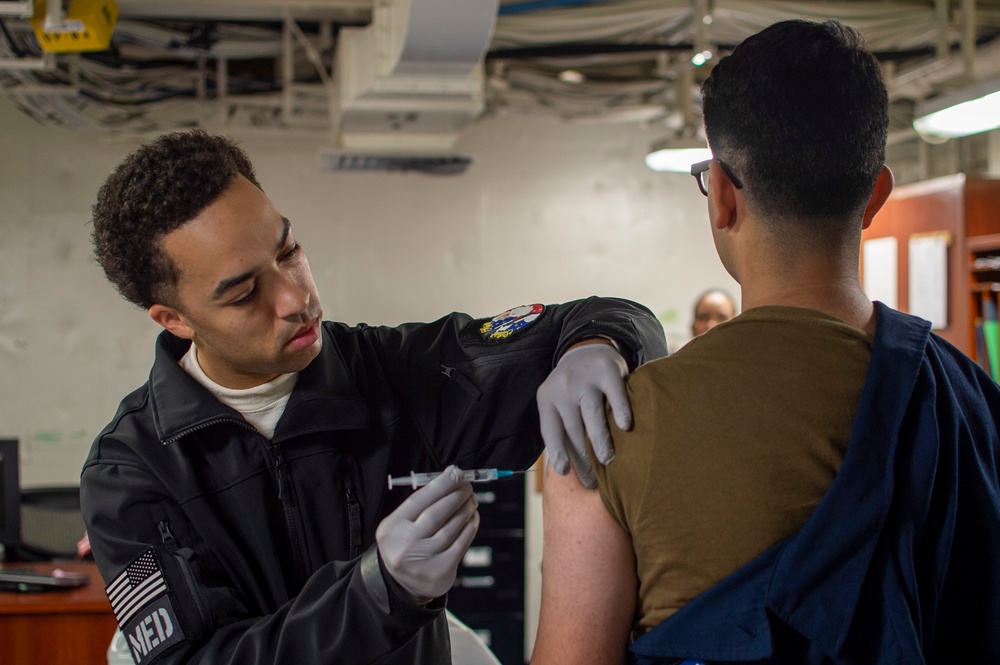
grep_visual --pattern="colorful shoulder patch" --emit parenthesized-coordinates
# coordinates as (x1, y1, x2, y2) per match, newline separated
(480, 304, 545, 341)
(106, 548, 185, 664)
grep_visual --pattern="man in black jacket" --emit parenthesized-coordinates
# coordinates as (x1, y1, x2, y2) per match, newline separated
(82, 129, 667, 664)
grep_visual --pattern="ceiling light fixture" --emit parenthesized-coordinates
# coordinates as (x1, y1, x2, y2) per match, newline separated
(912, 76, 1000, 139)
(558, 69, 585, 84)
(644, 138, 711, 173)
(690, 50, 713, 67)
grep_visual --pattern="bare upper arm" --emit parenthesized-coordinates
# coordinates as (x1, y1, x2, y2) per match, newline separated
(530, 460, 637, 665)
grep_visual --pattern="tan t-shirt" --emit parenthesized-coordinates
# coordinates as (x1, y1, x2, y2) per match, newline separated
(594, 306, 873, 634)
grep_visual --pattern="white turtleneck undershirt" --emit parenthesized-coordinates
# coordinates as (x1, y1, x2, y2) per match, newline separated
(179, 346, 298, 440)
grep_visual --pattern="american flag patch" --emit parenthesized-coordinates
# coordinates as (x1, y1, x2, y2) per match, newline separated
(107, 548, 169, 627)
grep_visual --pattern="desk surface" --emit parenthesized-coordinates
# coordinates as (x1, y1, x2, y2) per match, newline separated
(0, 560, 111, 614)
(0, 560, 118, 665)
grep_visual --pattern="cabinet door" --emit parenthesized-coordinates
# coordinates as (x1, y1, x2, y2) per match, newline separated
(449, 474, 527, 664)
(862, 175, 967, 351)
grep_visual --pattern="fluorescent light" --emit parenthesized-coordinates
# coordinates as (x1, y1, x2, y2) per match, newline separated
(558, 69, 585, 84)
(645, 146, 712, 173)
(913, 76, 1000, 138)
(691, 50, 713, 67)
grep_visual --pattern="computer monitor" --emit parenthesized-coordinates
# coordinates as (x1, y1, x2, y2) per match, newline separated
(0, 439, 21, 560)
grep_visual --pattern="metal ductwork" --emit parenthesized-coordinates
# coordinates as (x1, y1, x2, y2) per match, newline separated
(333, 0, 498, 154)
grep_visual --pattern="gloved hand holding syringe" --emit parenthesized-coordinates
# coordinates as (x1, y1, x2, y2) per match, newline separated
(388, 468, 526, 490)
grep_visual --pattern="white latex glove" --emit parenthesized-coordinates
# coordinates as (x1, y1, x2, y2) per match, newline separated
(376, 465, 480, 602)
(536, 342, 631, 489)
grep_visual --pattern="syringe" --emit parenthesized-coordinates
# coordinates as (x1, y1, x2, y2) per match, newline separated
(387, 468, 522, 490)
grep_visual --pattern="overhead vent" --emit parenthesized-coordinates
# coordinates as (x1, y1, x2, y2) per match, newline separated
(318, 149, 472, 175)
(333, 0, 498, 154)
(319, 150, 472, 175)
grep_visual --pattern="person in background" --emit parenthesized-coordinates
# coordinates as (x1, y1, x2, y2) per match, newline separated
(75, 532, 90, 560)
(690, 288, 736, 336)
(531, 19, 1000, 665)
(81, 129, 668, 665)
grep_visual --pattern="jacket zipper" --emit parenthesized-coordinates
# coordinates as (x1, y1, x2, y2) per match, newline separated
(346, 488, 361, 559)
(164, 418, 309, 592)
(157, 520, 178, 551)
(440, 364, 482, 398)
(268, 440, 308, 590)
(157, 520, 209, 629)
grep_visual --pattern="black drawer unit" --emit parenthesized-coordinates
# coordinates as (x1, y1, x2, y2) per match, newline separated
(452, 612, 525, 665)
(449, 534, 525, 615)
(448, 473, 527, 664)
(471, 474, 527, 532)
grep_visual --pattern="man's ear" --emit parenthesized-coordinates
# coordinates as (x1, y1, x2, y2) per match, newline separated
(149, 304, 195, 340)
(861, 165, 894, 230)
(708, 160, 740, 230)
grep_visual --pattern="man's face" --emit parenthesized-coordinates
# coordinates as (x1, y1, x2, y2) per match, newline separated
(692, 292, 735, 336)
(153, 175, 323, 389)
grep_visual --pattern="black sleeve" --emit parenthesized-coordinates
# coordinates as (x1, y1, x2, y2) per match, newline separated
(350, 296, 668, 472)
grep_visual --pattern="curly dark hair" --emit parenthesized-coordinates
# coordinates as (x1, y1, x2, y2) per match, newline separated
(701, 20, 888, 237)
(91, 129, 261, 309)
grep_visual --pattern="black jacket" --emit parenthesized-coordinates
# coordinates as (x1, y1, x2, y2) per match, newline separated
(81, 297, 667, 665)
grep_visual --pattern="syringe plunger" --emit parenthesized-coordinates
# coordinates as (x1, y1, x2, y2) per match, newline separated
(387, 468, 515, 489)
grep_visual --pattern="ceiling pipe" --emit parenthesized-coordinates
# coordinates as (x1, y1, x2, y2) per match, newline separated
(216, 57, 228, 103)
(889, 34, 1000, 101)
(0, 52, 56, 70)
(678, 59, 696, 135)
(934, 0, 949, 61)
(961, 0, 976, 81)
(116, 0, 370, 23)
(43, 0, 62, 32)
(281, 12, 294, 123)
(690, 0, 711, 66)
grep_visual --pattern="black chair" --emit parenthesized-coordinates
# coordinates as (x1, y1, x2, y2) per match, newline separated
(16, 486, 87, 561)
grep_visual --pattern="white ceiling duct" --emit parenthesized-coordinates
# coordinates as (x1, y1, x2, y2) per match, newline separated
(0, 1, 32, 18)
(333, 0, 498, 153)
(116, 0, 371, 22)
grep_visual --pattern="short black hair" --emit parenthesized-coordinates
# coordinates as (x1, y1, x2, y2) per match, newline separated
(91, 129, 260, 309)
(701, 20, 888, 235)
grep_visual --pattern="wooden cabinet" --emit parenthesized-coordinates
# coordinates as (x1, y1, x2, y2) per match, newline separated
(862, 173, 1000, 359)
(0, 561, 117, 665)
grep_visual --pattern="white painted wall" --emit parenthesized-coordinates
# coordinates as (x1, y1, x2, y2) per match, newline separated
(0, 94, 738, 659)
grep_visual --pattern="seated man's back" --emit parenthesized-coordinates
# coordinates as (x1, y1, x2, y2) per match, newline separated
(598, 306, 871, 632)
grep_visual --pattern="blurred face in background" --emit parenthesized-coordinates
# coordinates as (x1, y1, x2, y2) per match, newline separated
(692, 291, 736, 336)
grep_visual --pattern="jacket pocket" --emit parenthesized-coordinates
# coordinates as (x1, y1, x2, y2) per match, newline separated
(440, 364, 483, 399)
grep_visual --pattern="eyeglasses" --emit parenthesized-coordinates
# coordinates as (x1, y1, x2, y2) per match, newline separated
(690, 159, 744, 196)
